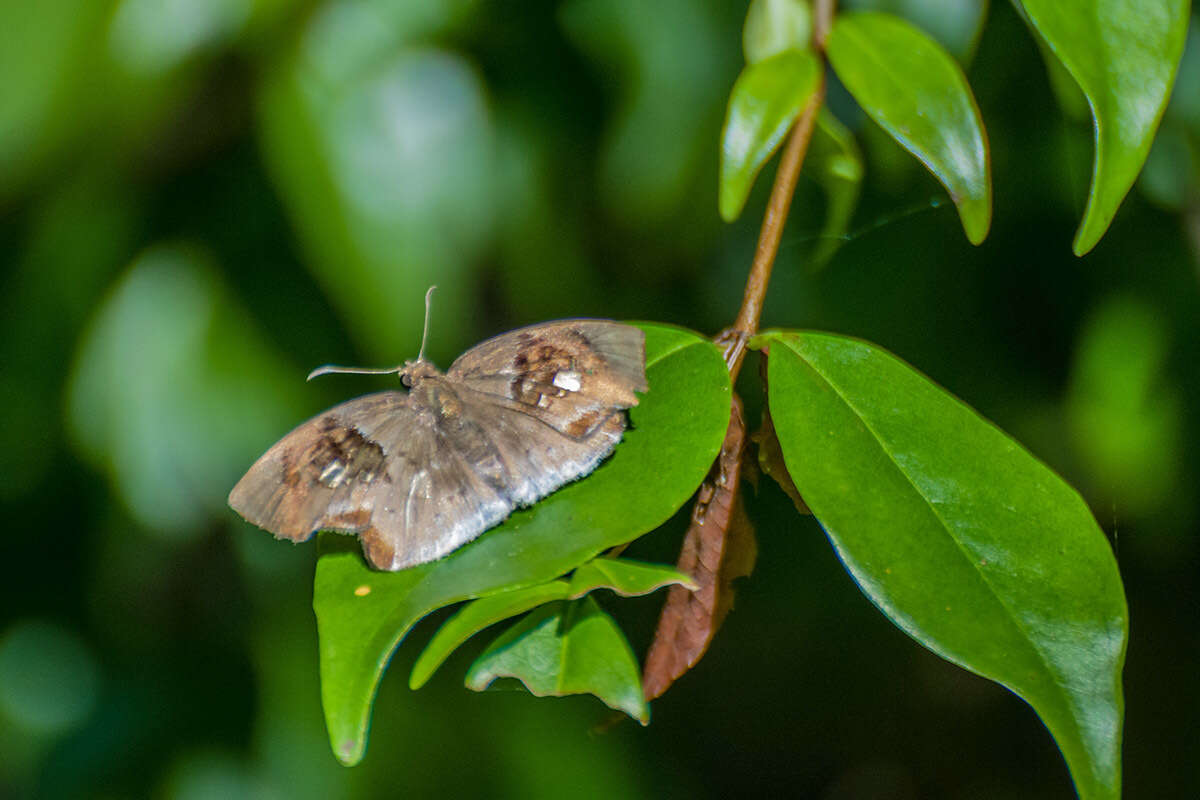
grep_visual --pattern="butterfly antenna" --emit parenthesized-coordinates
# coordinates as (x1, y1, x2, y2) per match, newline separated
(418, 285, 437, 362)
(306, 364, 403, 381)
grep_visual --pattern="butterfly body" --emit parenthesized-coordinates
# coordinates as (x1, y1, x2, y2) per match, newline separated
(229, 320, 647, 570)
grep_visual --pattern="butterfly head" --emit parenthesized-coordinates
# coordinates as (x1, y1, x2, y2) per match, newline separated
(399, 358, 439, 387)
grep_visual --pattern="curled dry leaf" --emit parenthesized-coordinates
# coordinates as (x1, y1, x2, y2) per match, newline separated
(753, 348, 810, 514)
(642, 395, 757, 701)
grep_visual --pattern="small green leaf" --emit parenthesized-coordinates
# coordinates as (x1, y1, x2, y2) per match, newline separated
(806, 110, 864, 269)
(409, 557, 691, 690)
(743, 0, 813, 64)
(410, 581, 571, 690)
(719, 50, 822, 221)
(754, 330, 1127, 800)
(566, 557, 696, 598)
(465, 598, 649, 725)
(314, 322, 730, 765)
(1017, 0, 1190, 254)
(843, 0, 988, 61)
(827, 11, 991, 244)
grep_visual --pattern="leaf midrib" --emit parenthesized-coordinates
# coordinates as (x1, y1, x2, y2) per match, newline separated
(780, 337, 1076, 713)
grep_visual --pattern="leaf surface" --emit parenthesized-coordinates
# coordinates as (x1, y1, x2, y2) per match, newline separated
(755, 330, 1127, 800)
(409, 558, 692, 689)
(465, 597, 649, 724)
(719, 50, 822, 221)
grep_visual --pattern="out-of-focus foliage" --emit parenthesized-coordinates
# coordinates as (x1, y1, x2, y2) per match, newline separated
(2, 1, 1199, 798)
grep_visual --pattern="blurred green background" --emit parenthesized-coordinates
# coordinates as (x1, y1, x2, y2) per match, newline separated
(2, 0, 1198, 797)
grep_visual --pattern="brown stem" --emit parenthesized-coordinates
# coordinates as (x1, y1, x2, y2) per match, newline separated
(718, 0, 835, 382)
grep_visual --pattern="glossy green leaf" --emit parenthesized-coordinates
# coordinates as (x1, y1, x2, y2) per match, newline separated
(843, 0, 988, 61)
(743, 0, 813, 64)
(314, 322, 730, 765)
(719, 50, 822, 221)
(754, 330, 1127, 800)
(409, 582, 570, 690)
(1017, 0, 1190, 254)
(465, 598, 649, 724)
(827, 11, 991, 244)
(565, 557, 696, 598)
(409, 557, 691, 689)
(806, 110, 864, 269)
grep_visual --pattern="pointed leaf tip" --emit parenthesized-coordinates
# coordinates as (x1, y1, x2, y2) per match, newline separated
(720, 50, 822, 221)
(827, 12, 991, 245)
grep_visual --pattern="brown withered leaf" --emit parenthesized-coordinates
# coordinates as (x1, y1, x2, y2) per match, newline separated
(642, 395, 757, 701)
(752, 347, 811, 515)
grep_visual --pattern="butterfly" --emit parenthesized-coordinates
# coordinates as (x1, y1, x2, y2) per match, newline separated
(228, 313, 647, 571)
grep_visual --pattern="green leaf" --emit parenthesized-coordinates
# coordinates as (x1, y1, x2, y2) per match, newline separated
(719, 50, 822, 222)
(1017, 0, 1190, 254)
(842, 0, 989, 61)
(465, 597, 649, 724)
(314, 322, 730, 765)
(409, 558, 691, 690)
(827, 11, 991, 244)
(566, 557, 696, 598)
(754, 331, 1127, 800)
(743, 0, 813, 64)
(409, 581, 571, 690)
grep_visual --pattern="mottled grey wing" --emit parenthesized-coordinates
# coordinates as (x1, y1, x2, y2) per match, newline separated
(228, 388, 514, 571)
(446, 320, 647, 439)
(228, 391, 416, 548)
(358, 377, 626, 570)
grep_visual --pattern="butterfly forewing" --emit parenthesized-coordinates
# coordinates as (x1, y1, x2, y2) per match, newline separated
(227, 391, 412, 542)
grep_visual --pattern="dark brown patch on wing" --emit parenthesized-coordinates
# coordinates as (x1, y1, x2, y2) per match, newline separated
(360, 527, 396, 571)
(282, 417, 387, 491)
(564, 409, 613, 439)
(324, 508, 373, 530)
(505, 334, 585, 407)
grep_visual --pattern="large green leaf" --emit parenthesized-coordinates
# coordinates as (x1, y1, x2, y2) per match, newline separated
(719, 50, 822, 222)
(754, 330, 1127, 800)
(314, 322, 730, 765)
(827, 11, 991, 244)
(409, 557, 691, 689)
(465, 597, 649, 724)
(1017, 0, 1190, 254)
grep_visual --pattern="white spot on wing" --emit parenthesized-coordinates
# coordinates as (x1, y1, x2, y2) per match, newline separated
(552, 370, 582, 392)
(320, 460, 346, 487)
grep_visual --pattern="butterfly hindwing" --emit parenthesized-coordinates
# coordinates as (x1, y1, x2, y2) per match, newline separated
(447, 320, 647, 439)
